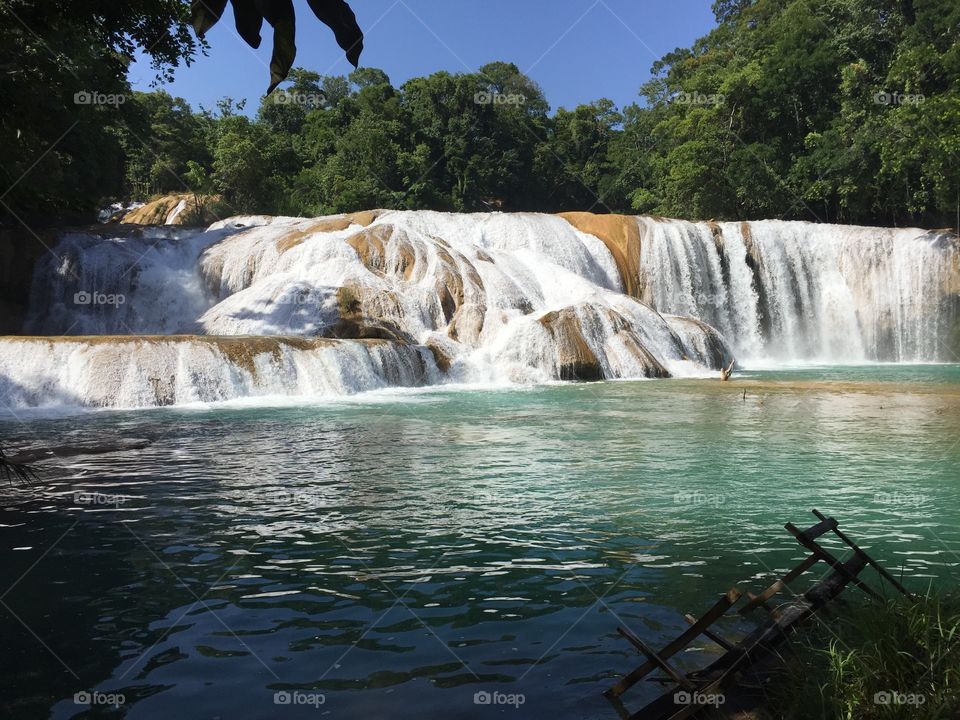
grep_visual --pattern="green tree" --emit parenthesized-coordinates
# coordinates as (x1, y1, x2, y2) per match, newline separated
(0, 0, 198, 224)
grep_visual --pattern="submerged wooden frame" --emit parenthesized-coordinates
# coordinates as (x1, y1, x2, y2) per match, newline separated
(605, 509, 914, 720)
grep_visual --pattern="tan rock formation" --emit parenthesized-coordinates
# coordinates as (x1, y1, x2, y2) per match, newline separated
(121, 194, 221, 225)
(559, 212, 643, 298)
(537, 307, 604, 381)
(276, 210, 382, 253)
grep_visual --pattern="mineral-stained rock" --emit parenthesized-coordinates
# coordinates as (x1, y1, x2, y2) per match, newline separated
(537, 307, 605, 381)
(559, 212, 643, 297)
(121, 194, 221, 226)
(276, 210, 382, 253)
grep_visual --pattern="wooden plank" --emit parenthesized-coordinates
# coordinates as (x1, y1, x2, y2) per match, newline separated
(661, 555, 869, 714)
(785, 522, 882, 600)
(811, 509, 915, 599)
(606, 588, 741, 699)
(622, 552, 869, 720)
(616, 518, 880, 720)
(799, 515, 839, 540)
(683, 613, 734, 651)
(617, 626, 696, 691)
(606, 692, 632, 720)
(744, 591, 781, 619)
(739, 554, 819, 615)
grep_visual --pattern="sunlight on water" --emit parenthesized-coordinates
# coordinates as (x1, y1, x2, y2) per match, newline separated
(1, 367, 958, 718)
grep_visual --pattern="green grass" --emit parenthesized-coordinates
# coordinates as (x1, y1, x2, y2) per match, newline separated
(760, 588, 960, 719)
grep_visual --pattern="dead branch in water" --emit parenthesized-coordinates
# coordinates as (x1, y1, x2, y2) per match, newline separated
(721, 358, 736, 381)
(0, 443, 38, 485)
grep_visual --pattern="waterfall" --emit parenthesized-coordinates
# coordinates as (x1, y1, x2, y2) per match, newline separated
(637, 218, 959, 363)
(3, 211, 733, 409)
(0, 337, 434, 409)
(24, 227, 223, 335)
(3, 210, 955, 410)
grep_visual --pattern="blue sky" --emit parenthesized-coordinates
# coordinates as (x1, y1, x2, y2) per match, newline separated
(130, 1, 718, 113)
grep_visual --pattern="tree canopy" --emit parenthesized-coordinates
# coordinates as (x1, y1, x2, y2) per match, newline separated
(1, 0, 958, 228)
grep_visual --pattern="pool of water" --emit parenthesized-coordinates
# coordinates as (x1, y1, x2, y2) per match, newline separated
(2, 366, 959, 718)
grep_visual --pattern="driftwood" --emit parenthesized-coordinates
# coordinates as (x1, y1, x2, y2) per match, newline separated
(7, 438, 152, 464)
(720, 359, 735, 381)
(606, 510, 913, 720)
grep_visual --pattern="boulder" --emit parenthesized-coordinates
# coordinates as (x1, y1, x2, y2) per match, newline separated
(121, 193, 221, 226)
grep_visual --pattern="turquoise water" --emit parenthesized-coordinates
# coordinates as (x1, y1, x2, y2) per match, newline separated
(1, 366, 959, 718)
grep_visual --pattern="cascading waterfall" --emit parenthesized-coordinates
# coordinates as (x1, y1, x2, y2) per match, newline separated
(2, 209, 956, 410)
(25, 227, 225, 335)
(637, 218, 959, 363)
(3, 211, 733, 409)
(0, 337, 434, 408)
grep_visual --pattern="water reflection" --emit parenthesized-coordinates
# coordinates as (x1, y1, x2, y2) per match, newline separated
(1, 369, 958, 718)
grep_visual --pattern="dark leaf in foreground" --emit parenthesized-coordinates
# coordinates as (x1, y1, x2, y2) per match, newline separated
(189, 0, 364, 91)
(232, 0, 264, 48)
(255, 0, 297, 93)
(192, 0, 229, 38)
(306, 0, 364, 67)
